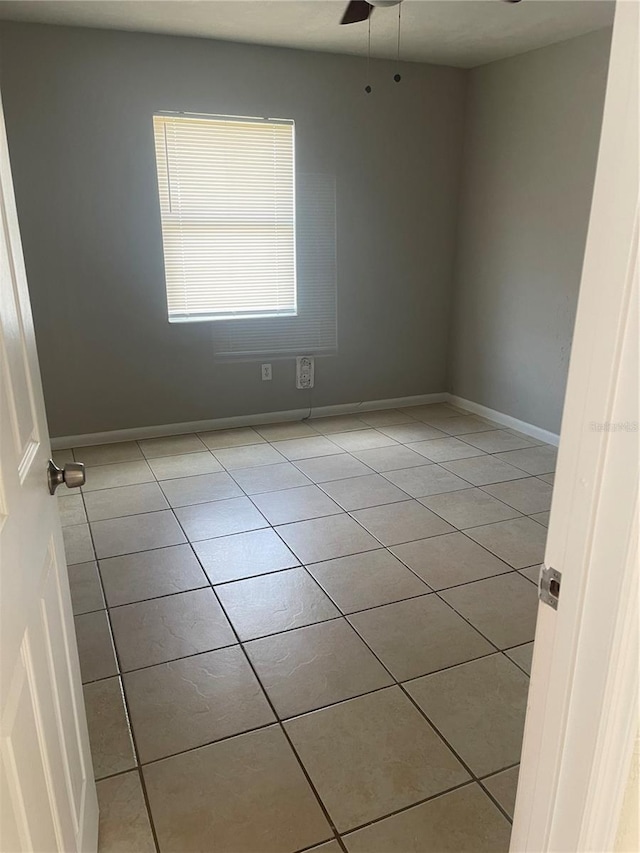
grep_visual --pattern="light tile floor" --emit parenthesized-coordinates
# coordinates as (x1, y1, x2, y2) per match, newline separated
(60, 403, 552, 852)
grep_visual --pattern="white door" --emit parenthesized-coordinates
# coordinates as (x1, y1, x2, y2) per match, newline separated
(511, 1, 639, 850)
(0, 94, 98, 851)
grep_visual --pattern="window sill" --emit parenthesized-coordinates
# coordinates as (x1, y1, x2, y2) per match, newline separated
(169, 311, 298, 324)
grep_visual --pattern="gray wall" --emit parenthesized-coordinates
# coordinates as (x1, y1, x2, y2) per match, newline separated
(449, 29, 611, 435)
(0, 22, 467, 437)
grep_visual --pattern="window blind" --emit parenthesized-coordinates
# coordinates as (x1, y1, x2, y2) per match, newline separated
(153, 113, 296, 322)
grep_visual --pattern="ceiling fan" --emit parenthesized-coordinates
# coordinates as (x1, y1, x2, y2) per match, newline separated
(340, 0, 521, 26)
(340, 0, 401, 26)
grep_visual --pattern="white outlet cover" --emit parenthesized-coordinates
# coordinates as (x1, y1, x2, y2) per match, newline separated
(296, 356, 314, 389)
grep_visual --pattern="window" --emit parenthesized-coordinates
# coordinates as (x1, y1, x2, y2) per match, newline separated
(153, 112, 296, 323)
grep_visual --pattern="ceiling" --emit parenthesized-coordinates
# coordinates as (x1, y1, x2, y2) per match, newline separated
(0, 0, 614, 68)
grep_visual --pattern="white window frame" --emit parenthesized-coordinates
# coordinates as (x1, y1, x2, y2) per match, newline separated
(153, 111, 297, 324)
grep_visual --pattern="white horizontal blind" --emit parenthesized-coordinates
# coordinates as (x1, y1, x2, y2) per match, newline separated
(153, 112, 296, 322)
(213, 172, 337, 358)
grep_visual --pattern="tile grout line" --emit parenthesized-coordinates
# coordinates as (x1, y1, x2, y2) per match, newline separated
(340, 612, 518, 828)
(70, 419, 555, 462)
(256, 506, 529, 830)
(274, 476, 532, 827)
(161, 499, 347, 853)
(95, 685, 525, 789)
(90, 657, 525, 795)
(78, 427, 541, 695)
(82, 432, 540, 684)
(67, 408, 550, 846)
(323, 779, 503, 843)
(75, 439, 548, 576)
(77, 486, 163, 853)
(71, 421, 553, 480)
(121, 428, 520, 842)
(76, 478, 542, 525)
(69, 517, 541, 582)
(163, 478, 517, 845)
(78, 579, 536, 684)
(66, 490, 545, 536)
(73, 434, 550, 554)
(68, 556, 539, 619)
(71, 495, 540, 540)
(67, 509, 545, 574)
(78, 608, 531, 685)
(82, 432, 536, 562)
(401, 569, 537, 689)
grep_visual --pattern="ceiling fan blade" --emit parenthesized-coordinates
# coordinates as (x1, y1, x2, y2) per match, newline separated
(340, 0, 372, 25)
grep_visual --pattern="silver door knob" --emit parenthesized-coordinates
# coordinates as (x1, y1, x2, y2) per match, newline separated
(47, 460, 86, 495)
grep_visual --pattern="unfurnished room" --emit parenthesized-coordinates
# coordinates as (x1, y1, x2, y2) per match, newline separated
(0, 2, 638, 852)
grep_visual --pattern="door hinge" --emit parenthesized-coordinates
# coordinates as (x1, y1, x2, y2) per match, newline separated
(539, 564, 561, 610)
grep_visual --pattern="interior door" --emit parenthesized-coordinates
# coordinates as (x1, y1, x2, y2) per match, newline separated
(511, 2, 639, 850)
(0, 93, 98, 851)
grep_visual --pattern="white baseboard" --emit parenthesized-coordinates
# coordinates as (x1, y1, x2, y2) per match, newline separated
(50, 392, 447, 449)
(446, 394, 560, 446)
(309, 393, 447, 418)
(51, 392, 559, 450)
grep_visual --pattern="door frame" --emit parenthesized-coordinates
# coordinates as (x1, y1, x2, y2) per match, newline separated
(511, 2, 639, 850)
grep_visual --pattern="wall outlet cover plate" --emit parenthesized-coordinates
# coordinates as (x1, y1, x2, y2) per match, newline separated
(296, 356, 314, 389)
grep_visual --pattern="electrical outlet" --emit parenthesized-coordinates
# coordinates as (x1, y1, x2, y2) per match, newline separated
(261, 363, 272, 381)
(296, 356, 314, 389)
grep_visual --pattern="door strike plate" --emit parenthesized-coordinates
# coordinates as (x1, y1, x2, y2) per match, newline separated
(539, 564, 561, 610)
